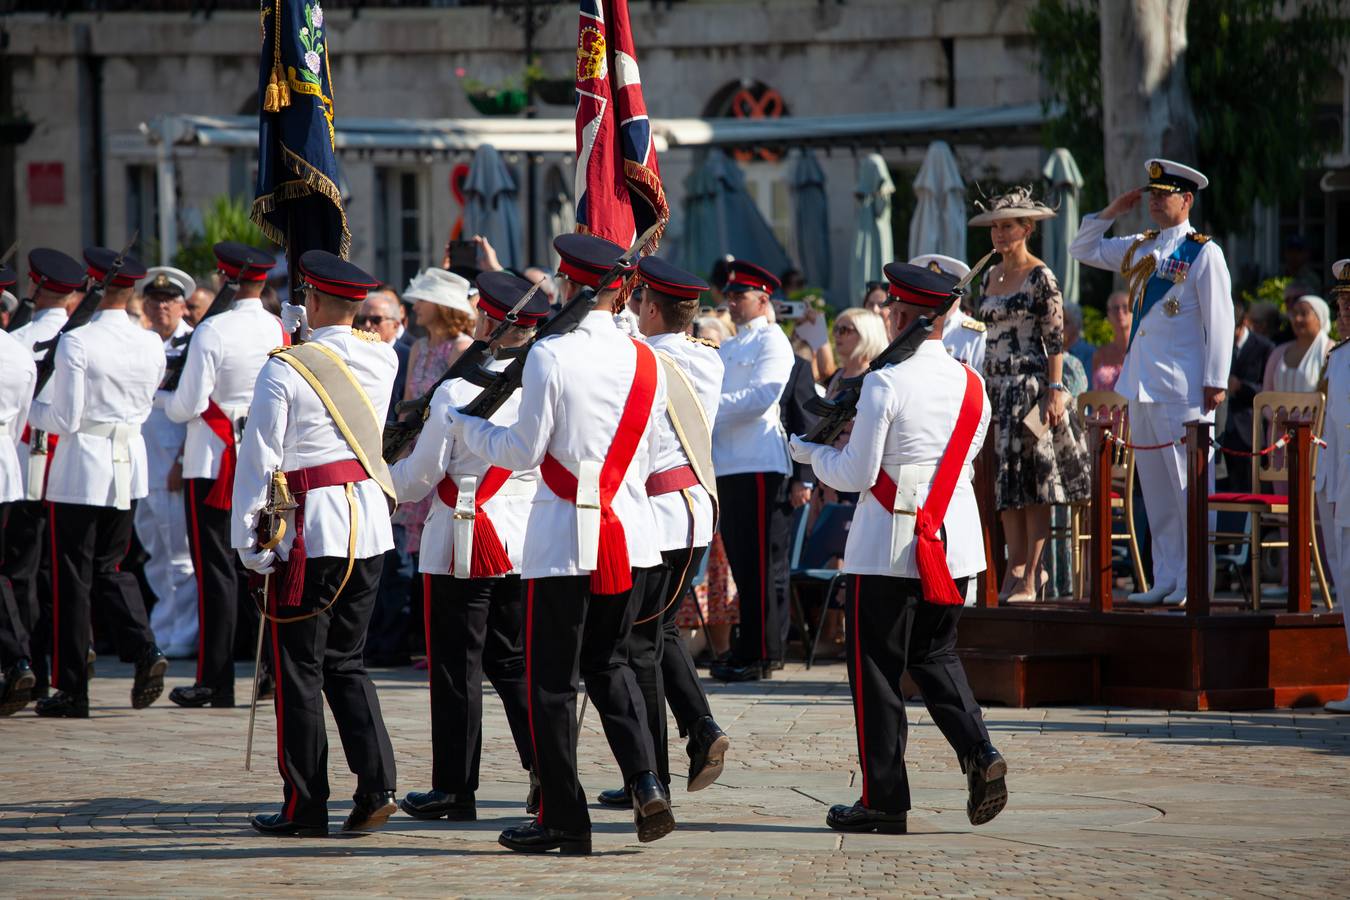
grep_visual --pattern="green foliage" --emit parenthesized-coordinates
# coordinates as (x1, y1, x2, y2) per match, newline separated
(1029, 0, 1349, 231)
(1081, 303, 1114, 346)
(173, 195, 274, 282)
(1241, 275, 1293, 312)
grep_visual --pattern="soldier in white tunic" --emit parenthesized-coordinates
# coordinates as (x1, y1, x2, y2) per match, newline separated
(1320, 261, 1350, 714)
(789, 262, 1007, 835)
(1, 248, 85, 698)
(29, 248, 168, 718)
(135, 267, 198, 659)
(392, 271, 548, 823)
(1070, 159, 1234, 606)
(166, 242, 284, 708)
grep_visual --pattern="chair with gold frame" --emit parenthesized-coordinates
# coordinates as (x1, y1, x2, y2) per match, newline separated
(1066, 391, 1147, 598)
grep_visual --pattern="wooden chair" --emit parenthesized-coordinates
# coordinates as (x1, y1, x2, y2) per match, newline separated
(1069, 391, 1147, 597)
(1207, 390, 1331, 609)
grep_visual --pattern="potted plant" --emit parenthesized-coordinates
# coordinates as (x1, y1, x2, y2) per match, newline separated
(458, 67, 528, 117)
(525, 62, 574, 106)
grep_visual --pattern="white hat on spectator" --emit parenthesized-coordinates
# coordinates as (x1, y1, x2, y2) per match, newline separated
(404, 267, 473, 315)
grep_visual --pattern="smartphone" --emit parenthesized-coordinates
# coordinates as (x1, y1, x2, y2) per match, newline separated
(775, 300, 807, 320)
(446, 239, 477, 270)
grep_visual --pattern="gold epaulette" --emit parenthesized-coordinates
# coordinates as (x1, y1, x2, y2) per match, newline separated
(267, 345, 290, 358)
(1187, 232, 1212, 244)
(352, 328, 381, 343)
(961, 319, 986, 333)
(686, 334, 719, 349)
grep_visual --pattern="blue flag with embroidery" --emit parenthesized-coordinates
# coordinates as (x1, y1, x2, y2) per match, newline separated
(251, 0, 349, 262)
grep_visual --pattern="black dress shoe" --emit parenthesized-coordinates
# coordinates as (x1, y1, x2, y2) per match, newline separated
(169, 684, 235, 709)
(964, 741, 1009, 826)
(343, 790, 398, 832)
(498, 821, 592, 855)
(34, 691, 89, 718)
(399, 789, 475, 821)
(525, 769, 540, 816)
(597, 786, 631, 808)
(826, 801, 907, 834)
(686, 716, 730, 792)
(630, 771, 675, 843)
(250, 812, 327, 837)
(710, 660, 769, 683)
(0, 660, 36, 716)
(131, 645, 168, 709)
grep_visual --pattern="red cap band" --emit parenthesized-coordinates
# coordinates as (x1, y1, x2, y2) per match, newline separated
(85, 265, 138, 289)
(558, 258, 624, 290)
(887, 282, 948, 308)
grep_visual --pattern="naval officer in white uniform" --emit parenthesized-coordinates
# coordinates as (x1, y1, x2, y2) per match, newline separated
(1319, 262, 1350, 713)
(910, 254, 986, 373)
(1070, 159, 1233, 606)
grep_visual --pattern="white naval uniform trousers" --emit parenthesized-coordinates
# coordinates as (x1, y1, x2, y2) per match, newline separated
(1316, 345, 1350, 650)
(1071, 214, 1234, 594)
(137, 318, 197, 652)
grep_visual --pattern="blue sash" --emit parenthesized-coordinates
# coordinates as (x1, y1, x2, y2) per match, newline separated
(1127, 236, 1205, 348)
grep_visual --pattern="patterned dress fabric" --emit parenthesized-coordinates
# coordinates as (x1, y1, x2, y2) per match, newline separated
(978, 265, 1091, 511)
(677, 531, 740, 628)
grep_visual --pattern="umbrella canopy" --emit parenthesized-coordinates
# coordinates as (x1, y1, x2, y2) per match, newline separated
(907, 140, 966, 262)
(789, 149, 831, 296)
(463, 144, 522, 271)
(680, 148, 791, 283)
(849, 152, 895, 306)
(1041, 147, 1084, 306)
(542, 163, 575, 271)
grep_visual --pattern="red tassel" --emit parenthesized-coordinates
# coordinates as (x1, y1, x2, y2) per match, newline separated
(204, 445, 236, 510)
(915, 514, 962, 606)
(279, 527, 306, 607)
(588, 510, 633, 595)
(471, 516, 513, 579)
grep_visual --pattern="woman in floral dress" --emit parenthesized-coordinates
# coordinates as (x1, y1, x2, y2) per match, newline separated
(972, 187, 1090, 602)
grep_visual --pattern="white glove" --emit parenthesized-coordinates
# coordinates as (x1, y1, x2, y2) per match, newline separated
(281, 302, 312, 342)
(794, 309, 829, 352)
(443, 402, 465, 435)
(238, 545, 276, 575)
(788, 434, 817, 465)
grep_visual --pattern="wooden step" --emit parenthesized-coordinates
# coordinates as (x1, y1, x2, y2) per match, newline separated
(956, 650, 1101, 707)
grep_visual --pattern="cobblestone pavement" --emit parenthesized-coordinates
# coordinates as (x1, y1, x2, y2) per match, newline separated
(3, 660, 1349, 897)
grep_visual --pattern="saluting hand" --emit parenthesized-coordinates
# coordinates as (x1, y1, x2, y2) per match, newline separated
(1102, 188, 1144, 219)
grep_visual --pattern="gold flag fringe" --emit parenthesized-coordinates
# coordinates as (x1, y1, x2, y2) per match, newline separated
(250, 145, 351, 259)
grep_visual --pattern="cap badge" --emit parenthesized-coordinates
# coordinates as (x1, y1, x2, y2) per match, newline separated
(925, 261, 943, 274)
(153, 273, 173, 290)
(1148, 161, 1164, 179)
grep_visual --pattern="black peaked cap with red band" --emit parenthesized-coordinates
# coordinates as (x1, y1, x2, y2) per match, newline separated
(722, 259, 780, 295)
(639, 256, 709, 300)
(214, 241, 277, 282)
(298, 249, 378, 301)
(553, 233, 632, 290)
(882, 261, 958, 308)
(475, 271, 552, 327)
(28, 248, 85, 294)
(0, 265, 14, 290)
(84, 246, 147, 288)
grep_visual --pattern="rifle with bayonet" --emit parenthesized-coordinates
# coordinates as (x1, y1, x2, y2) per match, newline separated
(31, 231, 138, 398)
(379, 278, 547, 462)
(160, 269, 243, 392)
(456, 220, 665, 423)
(802, 249, 995, 445)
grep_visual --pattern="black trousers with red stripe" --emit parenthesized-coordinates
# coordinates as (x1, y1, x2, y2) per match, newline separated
(845, 574, 988, 814)
(523, 572, 656, 833)
(185, 477, 242, 695)
(627, 547, 711, 786)
(423, 572, 533, 794)
(269, 554, 395, 827)
(716, 472, 788, 665)
(0, 499, 51, 673)
(49, 502, 156, 697)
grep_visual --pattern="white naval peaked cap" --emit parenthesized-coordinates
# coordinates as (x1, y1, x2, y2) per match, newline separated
(138, 266, 197, 299)
(1331, 259, 1350, 294)
(1144, 158, 1209, 192)
(908, 253, 971, 280)
(404, 267, 473, 315)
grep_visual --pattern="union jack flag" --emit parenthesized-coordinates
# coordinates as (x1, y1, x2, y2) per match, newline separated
(573, 0, 668, 247)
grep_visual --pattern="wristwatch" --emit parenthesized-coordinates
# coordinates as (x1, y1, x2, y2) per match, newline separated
(1047, 381, 1067, 393)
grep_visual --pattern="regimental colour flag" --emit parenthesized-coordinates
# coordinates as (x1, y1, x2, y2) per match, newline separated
(574, 0, 669, 247)
(252, 0, 350, 260)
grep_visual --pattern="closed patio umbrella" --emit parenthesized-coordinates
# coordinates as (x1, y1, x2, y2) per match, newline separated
(680, 148, 791, 282)
(464, 144, 522, 271)
(790, 149, 831, 295)
(1041, 147, 1084, 306)
(849, 152, 894, 306)
(908, 140, 966, 262)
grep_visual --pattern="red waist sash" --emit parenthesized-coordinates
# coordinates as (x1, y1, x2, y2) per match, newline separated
(539, 339, 658, 595)
(274, 459, 369, 606)
(868, 364, 983, 606)
(435, 466, 514, 579)
(645, 464, 698, 497)
(200, 400, 239, 510)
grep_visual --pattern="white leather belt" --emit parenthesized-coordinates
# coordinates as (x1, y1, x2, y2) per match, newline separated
(883, 464, 936, 569)
(25, 429, 50, 502)
(80, 421, 137, 510)
(575, 460, 603, 572)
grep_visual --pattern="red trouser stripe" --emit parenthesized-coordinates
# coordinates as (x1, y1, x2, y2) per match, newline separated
(755, 473, 767, 661)
(47, 503, 60, 691)
(851, 575, 868, 808)
(422, 573, 433, 686)
(269, 582, 297, 820)
(186, 480, 207, 683)
(524, 579, 542, 822)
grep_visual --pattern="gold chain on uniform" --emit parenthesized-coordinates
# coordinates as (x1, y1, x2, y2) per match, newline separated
(1119, 229, 1160, 324)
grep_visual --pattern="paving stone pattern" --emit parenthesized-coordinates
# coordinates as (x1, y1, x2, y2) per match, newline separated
(3, 660, 1349, 896)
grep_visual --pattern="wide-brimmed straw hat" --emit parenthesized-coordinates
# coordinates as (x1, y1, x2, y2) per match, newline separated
(969, 186, 1057, 226)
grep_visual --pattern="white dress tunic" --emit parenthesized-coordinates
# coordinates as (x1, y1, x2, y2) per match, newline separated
(0, 330, 36, 504)
(713, 314, 793, 478)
